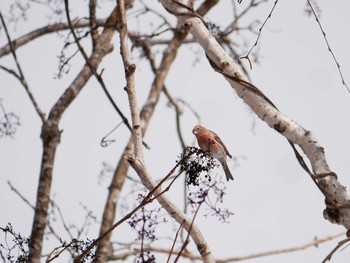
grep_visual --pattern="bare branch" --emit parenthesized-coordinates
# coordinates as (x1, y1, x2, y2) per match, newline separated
(219, 232, 346, 262)
(0, 19, 106, 58)
(240, 0, 279, 69)
(173, 201, 202, 263)
(163, 87, 186, 150)
(89, 0, 99, 48)
(306, 0, 350, 93)
(0, 10, 45, 123)
(166, 220, 184, 263)
(7, 181, 35, 210)
(45, 243, 71, 263)
(223, 0, 268, 35)
(117, 0, 143, 159)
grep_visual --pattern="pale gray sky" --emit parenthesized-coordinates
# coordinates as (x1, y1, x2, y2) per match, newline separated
(1, 0, 350, 262)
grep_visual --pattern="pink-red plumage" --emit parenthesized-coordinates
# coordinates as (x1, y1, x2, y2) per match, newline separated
(192, 125, 234, 181)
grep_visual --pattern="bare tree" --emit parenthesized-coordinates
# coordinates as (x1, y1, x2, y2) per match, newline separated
(1, 0, 350, 263)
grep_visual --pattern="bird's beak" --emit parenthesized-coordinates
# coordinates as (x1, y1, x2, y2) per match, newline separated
(193, 130, 197, 135)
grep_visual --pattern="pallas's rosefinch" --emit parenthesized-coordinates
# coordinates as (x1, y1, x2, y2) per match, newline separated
(192, 125, 234, 181)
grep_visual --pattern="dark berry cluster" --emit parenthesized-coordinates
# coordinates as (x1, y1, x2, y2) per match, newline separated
(178, 146, 218, 186)
(0, 223, 30, 263)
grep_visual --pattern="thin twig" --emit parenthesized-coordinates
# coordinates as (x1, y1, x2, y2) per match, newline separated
(166, 220, 185, 263)
(0, 65, 22, 81)
(50, 201, 74, 240)
(174, 201, 202, 262)
(163, 87, 186, 150)
(224, 0, 268, 35)
(0, 10, 46, 123)
(100, 121, 124, 147)
(240, 0, 279, 69)
(306, 0, 350, 93)
(7, 181, 35, 209)
(45, 243, 71, 263)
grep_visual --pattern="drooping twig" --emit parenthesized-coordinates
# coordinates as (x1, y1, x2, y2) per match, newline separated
(100, 121, 124, 147)
(306, 0, 350, 94)
(240, 0, 279, 69)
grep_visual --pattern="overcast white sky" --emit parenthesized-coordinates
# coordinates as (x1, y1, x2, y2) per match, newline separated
(1, 0, 350, 262)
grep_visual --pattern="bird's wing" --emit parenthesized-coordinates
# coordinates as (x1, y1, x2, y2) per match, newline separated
(211, 130, 232, 158)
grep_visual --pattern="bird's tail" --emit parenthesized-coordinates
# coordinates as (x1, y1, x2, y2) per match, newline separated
(222, 161, 234, 181)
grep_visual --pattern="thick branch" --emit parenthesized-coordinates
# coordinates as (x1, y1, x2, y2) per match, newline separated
(0, 19, 107, 58)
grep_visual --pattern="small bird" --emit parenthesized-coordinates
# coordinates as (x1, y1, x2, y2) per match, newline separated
(192, 125, 234, 181)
